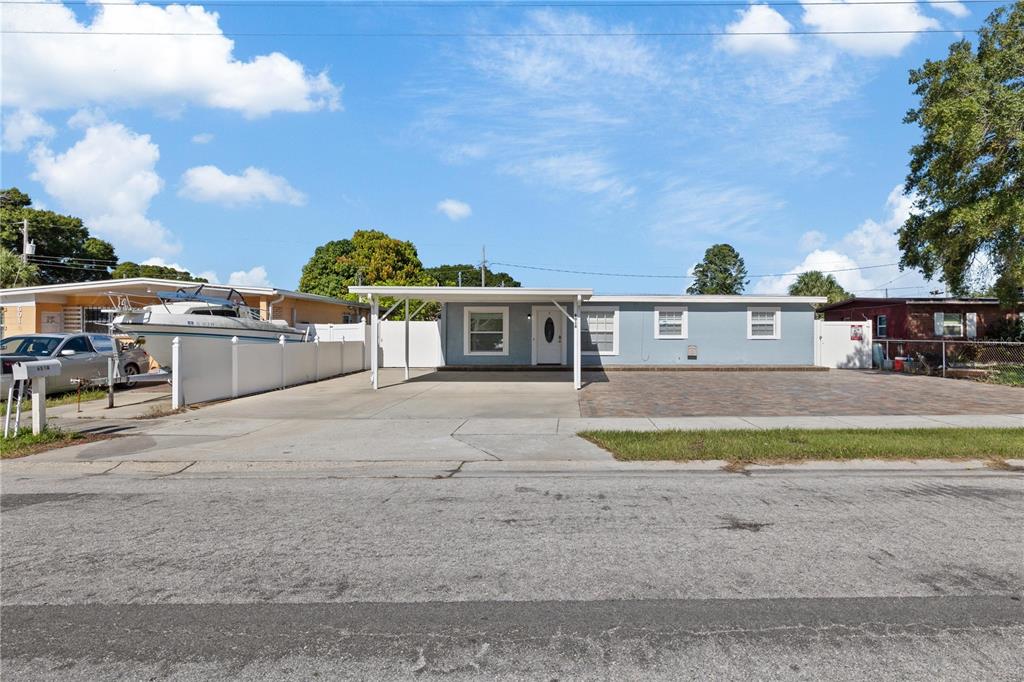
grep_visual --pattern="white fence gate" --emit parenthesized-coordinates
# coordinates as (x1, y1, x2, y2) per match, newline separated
(379, 320, 445, 368)
(814, 319, 873, 369)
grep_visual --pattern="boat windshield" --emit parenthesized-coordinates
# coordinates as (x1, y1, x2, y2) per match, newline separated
(189, 307, 239, 318)
(0, 336, 62, 357)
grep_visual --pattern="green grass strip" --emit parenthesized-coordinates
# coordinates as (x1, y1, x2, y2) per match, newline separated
(580, 428, 1024, 462)
(1, 428, 85, 459)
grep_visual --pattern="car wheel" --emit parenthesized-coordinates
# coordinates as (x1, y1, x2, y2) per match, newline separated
(122, 364, 139, 388)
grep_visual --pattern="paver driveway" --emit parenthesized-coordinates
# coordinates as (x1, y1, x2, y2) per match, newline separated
(579, 370, 1024, 417)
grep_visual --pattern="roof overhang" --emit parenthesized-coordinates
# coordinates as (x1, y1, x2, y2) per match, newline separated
(590, 295, 828, 305)
(348, 286, 593, 303)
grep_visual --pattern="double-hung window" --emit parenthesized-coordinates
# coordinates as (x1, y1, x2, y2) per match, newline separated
(654, 307, 687, 339)
(876, 314, 888, 338)
(464, 307, 509, 356)
(935, 312, 963, 337)
(581, 307, 619, 355)
(747, 307, 781, 340)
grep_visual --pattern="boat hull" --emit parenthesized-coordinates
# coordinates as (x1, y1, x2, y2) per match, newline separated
(114, 323, 306, 368)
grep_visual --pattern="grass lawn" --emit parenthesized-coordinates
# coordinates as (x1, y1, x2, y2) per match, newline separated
(580, 428, 1024, 464)
(0, 428, 87, 459)
(1, 387, 108, 412)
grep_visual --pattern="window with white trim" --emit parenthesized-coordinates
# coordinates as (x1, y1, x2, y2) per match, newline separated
(581, 307, 618, 355)
(938, 312, 963, 337)
(747, 307, 781, 340)
(876, 314, 888, 338)
(654, 307, 687, 339)
(464, 306, 509, 355)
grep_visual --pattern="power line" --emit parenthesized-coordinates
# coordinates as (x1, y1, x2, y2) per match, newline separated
(0, 28, 982, 37)
(490, 259, 902, 279)
(0, 0, 1001, 6)
(28, 254, 119, 265)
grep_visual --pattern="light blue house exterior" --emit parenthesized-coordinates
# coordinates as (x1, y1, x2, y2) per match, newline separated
(350, 286, 826, 390)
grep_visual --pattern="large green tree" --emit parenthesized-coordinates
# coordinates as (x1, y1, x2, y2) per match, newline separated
(112, 261, 208, 283)
(787, 271, 851, 304)
(686, 244, 748, 295)
(424, 264, 521, 288)
(1, 187, 117, 284)
(899, 4, 1023, 306)
(0, 248, 41, 288)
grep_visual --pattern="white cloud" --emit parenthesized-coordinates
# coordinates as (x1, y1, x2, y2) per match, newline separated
(30, 120, 179, 255)
(180, 166, 306, 207)
(800, 0, 940, 57)
(929, 1, 969, 18)
(436, 198, 472, 221)
(755, 185, 931, 295)
(799, 229, 827, 252)
(651, 180, 785, 245)
(503, 152, 635, 203)
(2, 110, 55, 152)
(228, 266, 271, 287)
(1, 1, 340, 117)
(720, 5, 799, 55)
(191, 133, 214, 144)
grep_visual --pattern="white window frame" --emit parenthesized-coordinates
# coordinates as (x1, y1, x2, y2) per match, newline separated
(654, 306, 688, 340)
(940, 312, 964, 338)
(581, 306, 619, 356)
(876, 314, 888, 338)
(747, 306, 781, 340)
(463, 306, 509, 356)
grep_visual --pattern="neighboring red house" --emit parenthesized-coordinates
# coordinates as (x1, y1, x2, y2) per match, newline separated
(819, 297, 1021, 340)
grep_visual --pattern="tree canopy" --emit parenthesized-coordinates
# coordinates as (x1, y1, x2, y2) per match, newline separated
(899, 5, 1023, 306)
(111, 261, 208, 283)
(787, 271, 851, 304)
(0, 248, 41, 288)
(686, 244, 748, 295)
(424, 264, 520, 288)
(1, 187, 117, 284)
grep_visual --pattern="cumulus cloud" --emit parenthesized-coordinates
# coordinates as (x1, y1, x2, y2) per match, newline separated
(720, 5, 799, 55)
(29, 120, 179, 255)
(2, 110, 55, 152)
(1, 1, 340, 117)
(754, 185, 930, 294)
(191, 133, 214, 144)
(228, 266, 271, 287)
(799, 229, 827, 252)
(928, 1, 969, 17)
(180, 166, 306, 207)
(436, 198, 472, 221)
(800, 0, 940, 57)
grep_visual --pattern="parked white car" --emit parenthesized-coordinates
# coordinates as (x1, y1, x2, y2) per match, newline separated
(1, 333, 151, 398)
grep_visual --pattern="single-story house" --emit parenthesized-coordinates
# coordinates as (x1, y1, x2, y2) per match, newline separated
(819, 297, 1021, 340)
(0, 278, 368, 336)
(348, 286, 826, 389)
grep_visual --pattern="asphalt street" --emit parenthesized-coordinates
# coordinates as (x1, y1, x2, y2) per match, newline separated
(2, 467, 1022, 679)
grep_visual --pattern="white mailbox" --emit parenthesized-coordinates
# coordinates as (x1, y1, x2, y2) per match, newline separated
(12, 359, 62, 380)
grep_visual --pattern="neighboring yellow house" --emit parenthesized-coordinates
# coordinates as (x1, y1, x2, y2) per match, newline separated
(1, 278, 367, 336)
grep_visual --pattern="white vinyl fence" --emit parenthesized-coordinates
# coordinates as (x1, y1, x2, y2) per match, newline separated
(379, 320, 445, 368)
(172, 335, 366, 408)
(814, 319, 873, 369)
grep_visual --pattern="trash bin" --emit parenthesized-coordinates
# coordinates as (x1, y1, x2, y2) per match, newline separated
(893, 357, 905, 372)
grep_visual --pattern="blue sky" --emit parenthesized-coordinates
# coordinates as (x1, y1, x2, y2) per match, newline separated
(0, 0, 1001, 294)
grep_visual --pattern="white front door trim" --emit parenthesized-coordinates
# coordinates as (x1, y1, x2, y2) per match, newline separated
(531, 305, 567, 365)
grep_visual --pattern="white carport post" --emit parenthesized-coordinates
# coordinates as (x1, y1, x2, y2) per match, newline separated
(404, 298, 410, 381)
(370, 294, 379, 390)
(573, 294, 582, 390)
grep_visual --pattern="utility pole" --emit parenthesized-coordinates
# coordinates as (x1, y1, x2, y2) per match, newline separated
(20, 219, 33, 263)
(457, 271, 463, 287)
(480, 245, 487, 287)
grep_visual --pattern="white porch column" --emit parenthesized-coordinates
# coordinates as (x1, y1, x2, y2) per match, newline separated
(370, 295, 379, 390)
(573, 294, 582, 390)
(404, 298, 410, 381)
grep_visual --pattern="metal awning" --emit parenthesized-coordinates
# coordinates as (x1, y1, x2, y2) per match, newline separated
(347, 286, 593, 303)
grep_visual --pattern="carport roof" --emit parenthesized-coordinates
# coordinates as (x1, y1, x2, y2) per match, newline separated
(347, 286, 593, 303)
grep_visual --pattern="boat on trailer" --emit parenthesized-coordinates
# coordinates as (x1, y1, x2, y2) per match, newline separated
(112, 285, 307, 368)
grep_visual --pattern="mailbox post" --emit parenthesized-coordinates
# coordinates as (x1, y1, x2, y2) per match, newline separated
(11, 360, 62, 435)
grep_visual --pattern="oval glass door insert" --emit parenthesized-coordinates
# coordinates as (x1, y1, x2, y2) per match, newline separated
(544, 317, 555, 343)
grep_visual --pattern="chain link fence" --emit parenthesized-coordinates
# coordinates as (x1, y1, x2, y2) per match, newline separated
(878, 339, 1024, 386)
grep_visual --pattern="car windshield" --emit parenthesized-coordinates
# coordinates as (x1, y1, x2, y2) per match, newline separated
(0, 336, 63, 357)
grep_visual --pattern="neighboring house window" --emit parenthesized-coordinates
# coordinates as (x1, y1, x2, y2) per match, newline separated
(654, 307, 687, 339)
(464, 306, 509, 356)
(581, 307, 619, 355)
(876, 314, 888, 338)
(747, 307, 781, 340)
(83, 307, 113, 333)
(934, 312, 963, 337)
(342, 314, 352, 324)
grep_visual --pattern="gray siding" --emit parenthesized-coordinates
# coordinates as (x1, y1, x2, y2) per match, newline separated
(442, 301, 815, 366)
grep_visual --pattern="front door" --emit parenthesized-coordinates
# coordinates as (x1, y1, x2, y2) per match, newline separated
(534, 307, 563, 365)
